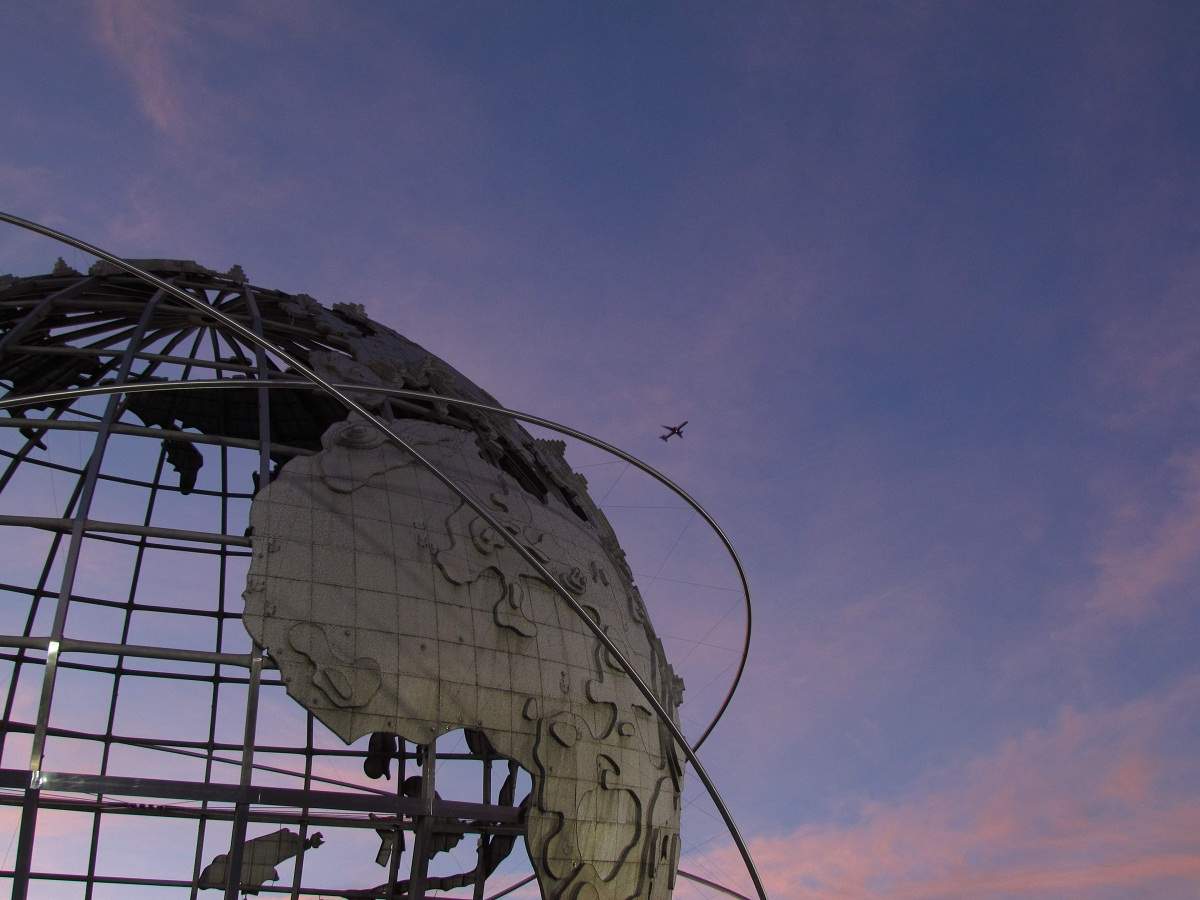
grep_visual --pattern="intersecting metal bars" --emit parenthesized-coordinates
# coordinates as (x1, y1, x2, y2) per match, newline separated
(0, 225, 764, 898)
(81, 437, 169, 900)
(12, 285, 166, 899)
(1, 376, 756, 897)
(0, 362, 744, 898)
(2, 377, 749, 754)
(0, 276, 98, 362)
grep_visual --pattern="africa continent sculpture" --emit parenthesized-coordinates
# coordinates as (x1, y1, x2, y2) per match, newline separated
(243, 295, 687, 897)
(0, 257, 695, 899)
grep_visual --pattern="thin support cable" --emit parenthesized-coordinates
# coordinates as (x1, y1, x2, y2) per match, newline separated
(484, 874, 536, 899)
(678, 867, 753, 899)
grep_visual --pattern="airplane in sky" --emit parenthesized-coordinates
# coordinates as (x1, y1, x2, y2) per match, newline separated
(659, 421, 688, 442)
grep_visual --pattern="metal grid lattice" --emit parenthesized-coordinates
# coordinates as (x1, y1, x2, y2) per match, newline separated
(0, 266, 533, 899)
(0, 246, 764, 900)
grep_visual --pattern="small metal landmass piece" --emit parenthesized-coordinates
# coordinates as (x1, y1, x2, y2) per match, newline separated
(198, 829, 324, 894)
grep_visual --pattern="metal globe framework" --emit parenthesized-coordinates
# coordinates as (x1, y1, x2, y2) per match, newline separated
(0, 215, 763, 900)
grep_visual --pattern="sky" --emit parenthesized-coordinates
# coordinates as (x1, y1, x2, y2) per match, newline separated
(3, 0, 1200, 897)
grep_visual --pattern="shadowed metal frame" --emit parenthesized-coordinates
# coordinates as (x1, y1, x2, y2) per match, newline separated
(0, 210, 768, 899)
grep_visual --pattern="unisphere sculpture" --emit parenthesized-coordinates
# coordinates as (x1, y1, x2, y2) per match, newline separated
(0, 258, 692, 898)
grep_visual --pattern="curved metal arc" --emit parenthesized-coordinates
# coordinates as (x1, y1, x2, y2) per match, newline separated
(0, 210, 769, 900)
(0, 376, 748, 752)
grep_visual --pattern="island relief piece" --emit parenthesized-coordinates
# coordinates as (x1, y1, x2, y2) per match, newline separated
(198, 829, 324, 894)
(243, 415, 685, 898)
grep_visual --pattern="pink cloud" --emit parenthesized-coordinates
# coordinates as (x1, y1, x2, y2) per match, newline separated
(1085, 449, 1200, 622)
(1001, 444, 1200, 693)
(679, 675, 1200, 899)
(995, 257, 1200, 683)
(1089, 253, 1200, 429)
(89, 0, 321, 143)
(92, 0, 195, 142)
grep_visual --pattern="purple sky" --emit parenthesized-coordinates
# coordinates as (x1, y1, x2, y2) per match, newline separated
(4, 1, 1200, 896)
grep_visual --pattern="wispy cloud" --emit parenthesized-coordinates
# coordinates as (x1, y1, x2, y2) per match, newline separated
(681, 675, 1200, 899)
(92, 0, 197, 142)
(1085, 449, 1200, 621)
(1091, 256, 1200, 429)
(89, 0, 320, 143)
